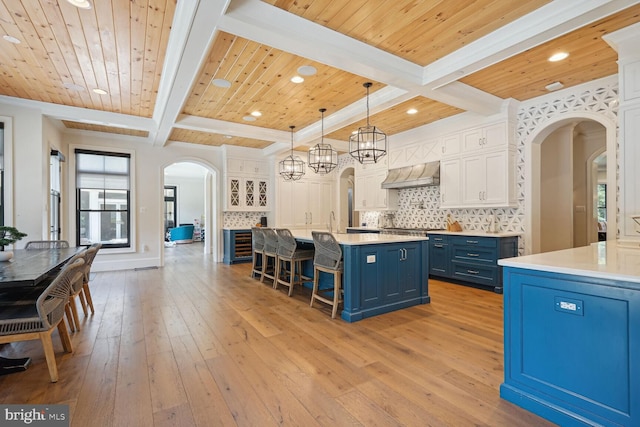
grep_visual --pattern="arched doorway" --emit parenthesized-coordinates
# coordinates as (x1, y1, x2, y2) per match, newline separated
(338, 167, 356, 232)
(524, 113, 616, 254)
(162, 160, 220, 262)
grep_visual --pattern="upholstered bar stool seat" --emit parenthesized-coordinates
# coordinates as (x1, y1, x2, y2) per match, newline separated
(310, 231, 344, 318)
(260, 228, 278, 284)
(274, 229, 314, 296)
(250, 227, 265, 279)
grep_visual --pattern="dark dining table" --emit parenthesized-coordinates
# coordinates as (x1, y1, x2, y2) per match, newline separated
(0, 247, 84, 375)
(0, 247, 84, 289)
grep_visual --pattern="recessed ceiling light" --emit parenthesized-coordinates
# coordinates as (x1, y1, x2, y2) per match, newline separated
(407, 108, 418, 115)
(243, 116, 256, 122)
(92, 88, 108, 95)
(545, 81, 564, 91)
(212, 78, 231, 88)
(224, 135, 233, 139)
(2, 35, 20, 44)
(548, 52, 569, 62)
(297, 65, 317, 76)
(251, 111, 262, 117)
(66, 0, 92, 9)
(291, 76, 304, 84)
(63, 82, 85, 91)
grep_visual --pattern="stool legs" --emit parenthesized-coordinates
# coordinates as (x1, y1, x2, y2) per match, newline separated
(310, 266, 342, 319)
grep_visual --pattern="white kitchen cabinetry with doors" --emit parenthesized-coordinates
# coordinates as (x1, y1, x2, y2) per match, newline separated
(440, 158, 461, 208)
(224, 157, 271, 212)
(461, 149, 517, 207)
(277, 176, 334, 229)
(354, 157, 398, 211)
(461, 121, 508, 152)
(439, 118, 517, 208)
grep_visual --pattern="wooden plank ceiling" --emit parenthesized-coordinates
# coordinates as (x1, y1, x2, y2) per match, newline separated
(0, 0, 636, 149)
(0, 0, 174, 117)
(461, 4, 640, 101)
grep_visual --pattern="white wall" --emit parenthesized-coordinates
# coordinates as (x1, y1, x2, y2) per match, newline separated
(0, 103, 46, 247)
(63, 133, 224, 271)
(164, 174, 205, 226)
(540, 125, 574, 253)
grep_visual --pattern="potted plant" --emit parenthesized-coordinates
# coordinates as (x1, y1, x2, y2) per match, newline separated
(0, 226, 27, 261)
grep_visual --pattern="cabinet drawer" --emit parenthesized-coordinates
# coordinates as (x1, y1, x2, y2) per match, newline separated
(451, 246, 496, 263)
(450, 236, 496, 248)
(451, 261, 498, 285)
(429, 235, 449, 243)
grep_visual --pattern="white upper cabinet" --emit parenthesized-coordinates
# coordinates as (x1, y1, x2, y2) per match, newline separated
(440, 158, 461, 208)
(462, 121, 508, 153)
(460, 148, 517, 208)
(224, 157, 271, 211)
(441, 133, 461, 158)
(227, 158, 269, 175)
(354, 168, 398, 211)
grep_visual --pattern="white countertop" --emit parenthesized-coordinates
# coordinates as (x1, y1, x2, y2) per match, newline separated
(498, 241, 640, 284)
(428, 230, 522, 238)
(291, 229, 428, 246)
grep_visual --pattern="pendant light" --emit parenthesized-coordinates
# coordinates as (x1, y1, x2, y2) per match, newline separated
(308, 108, 338, 174)
(349, 82, 387, 164)
(279, 125, 305, 181)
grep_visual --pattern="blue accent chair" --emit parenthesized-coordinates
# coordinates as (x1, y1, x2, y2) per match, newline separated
(169, 225, 194, 244)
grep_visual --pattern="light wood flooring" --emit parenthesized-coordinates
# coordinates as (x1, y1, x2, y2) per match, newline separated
(0, 243, 556, 426)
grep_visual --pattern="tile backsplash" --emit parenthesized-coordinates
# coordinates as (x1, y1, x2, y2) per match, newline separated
(363, 186, 523, 234)
(223, 211, 267, 228)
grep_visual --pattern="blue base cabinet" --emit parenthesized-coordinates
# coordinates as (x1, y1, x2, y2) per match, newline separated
(223, 229, 253, 265)
(428, 233, 518, 292)
(502, 267, 640, 427)
(341, 240, 430, 322)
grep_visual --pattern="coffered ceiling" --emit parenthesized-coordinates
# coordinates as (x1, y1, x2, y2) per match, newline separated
(0, 0, 638, 154)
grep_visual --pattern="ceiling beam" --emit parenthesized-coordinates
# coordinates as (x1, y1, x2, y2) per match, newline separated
(151, 0, 233, 147)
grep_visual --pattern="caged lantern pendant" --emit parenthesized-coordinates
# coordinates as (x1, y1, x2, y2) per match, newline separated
(308, 108, 338, 174)
(279, 125, 305, 181)
(349, 82, 387, 164)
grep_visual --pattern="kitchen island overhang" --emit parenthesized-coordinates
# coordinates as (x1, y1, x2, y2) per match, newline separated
(498, 241, 640, 427)
(291, 231, 431, 322)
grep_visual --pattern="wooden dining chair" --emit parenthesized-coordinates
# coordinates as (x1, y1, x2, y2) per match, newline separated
(62, 250, 87, 332)
(24, 240, 70, 249)
(80, 243, 101, 315)
(0, 257, 85, 382)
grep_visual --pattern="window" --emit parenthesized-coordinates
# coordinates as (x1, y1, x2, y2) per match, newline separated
(597, 183, 607, 222)
(76, 149, 130, 248)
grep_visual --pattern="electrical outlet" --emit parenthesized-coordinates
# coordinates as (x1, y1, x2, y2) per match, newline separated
(366, 255, 376, 263)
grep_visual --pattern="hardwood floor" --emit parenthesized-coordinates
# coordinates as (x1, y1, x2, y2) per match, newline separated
(0, 243, 555, 426)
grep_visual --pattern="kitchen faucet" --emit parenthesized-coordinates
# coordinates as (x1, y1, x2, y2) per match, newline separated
(328, 211, 336, 233)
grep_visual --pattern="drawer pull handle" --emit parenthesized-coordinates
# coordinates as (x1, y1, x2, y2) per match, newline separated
(434, 244, 444, 248)
(467, 253, 479, 257)
(466, 240, 479, 244)
(467, 270, 480, 274)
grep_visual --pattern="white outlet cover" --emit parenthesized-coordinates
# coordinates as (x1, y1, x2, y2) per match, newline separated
(366, 255, 376, 263)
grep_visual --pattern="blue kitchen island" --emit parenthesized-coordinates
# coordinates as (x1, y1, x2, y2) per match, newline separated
(292, 230, 430, 322)
(499, 241, 640, 427)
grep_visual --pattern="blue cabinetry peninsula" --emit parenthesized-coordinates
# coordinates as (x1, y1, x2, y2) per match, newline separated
(223, 229, 252, 264)
(428, 232, 519, 292)
(499, 242, 640, 427)
(293, 231, 430, 322)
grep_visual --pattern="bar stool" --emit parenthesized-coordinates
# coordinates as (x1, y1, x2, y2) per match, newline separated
(250, 227, 265, 279)
(260, 228, 278, 284)
(274, 229, 314, 296)
(310, 231, 344, 318)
